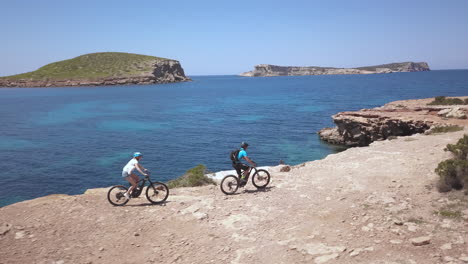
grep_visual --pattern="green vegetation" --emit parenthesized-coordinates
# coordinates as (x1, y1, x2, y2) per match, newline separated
(434, 209, 462, 219)
(357, 62, 421, 71)
(167, 164, 216, 189)
(428, 125, 464, 134)
(436, 134, 468, 192)
(428, 96, 468, 105)
(0, 52, 168, 81)
(407, 217, 426, 224)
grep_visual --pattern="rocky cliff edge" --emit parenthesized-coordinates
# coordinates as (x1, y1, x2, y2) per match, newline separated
(1, 98, 468, 264)
(319, 97, 468, 147)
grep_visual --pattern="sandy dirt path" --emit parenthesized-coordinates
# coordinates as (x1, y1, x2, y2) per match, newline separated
(1, 129, 468, 264)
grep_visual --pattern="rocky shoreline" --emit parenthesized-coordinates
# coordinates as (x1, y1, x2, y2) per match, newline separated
(0, 60, 191, 88)
(319, 97, 468, 147)
(240, 62, 430, 77)
(1, 97, 468, 264)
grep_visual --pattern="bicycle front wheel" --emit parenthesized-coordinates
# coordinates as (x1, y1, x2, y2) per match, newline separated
(107, 185, 130, 206)
(252, 169, 270, 189)
(220, 175, 239, 195)
(146, 182, 169, 204)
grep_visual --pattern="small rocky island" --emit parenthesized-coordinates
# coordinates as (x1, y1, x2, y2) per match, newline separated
(240, 62, 430, 77)
(0, 52, 191, 87)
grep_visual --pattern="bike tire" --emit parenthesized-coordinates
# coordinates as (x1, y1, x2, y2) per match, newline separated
(252, 169, 270, 189)
(146, 182, 169, 204)
(107, 185, 130, 206)
(220, 175, 239, 195)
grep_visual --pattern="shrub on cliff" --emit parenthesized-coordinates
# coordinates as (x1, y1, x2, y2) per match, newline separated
(167, 164, 216, 189)
(446, 135, 468, 159)
(427, 125, 464, 134)
(436, 134, 468, 193)
(428, 96, 468, 105)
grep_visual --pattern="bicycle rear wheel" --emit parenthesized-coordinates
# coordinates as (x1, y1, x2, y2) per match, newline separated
(220, 175, 239, 195)
(252, 169, 270, 189)
(146, 182, 169, 204)
(107, 185, 130, 206)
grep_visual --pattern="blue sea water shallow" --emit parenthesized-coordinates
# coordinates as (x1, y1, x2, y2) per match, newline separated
(1, 70, 468, 207)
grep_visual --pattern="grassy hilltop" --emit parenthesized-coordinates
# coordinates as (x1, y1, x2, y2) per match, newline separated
(1, 52, 170, 81)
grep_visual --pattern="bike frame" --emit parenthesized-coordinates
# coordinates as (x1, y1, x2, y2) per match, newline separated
(131, 175, 156, 197)
(240, 166, 258, 181)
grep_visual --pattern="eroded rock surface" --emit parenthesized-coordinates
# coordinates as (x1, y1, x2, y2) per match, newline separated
(319, 97, 468, 147)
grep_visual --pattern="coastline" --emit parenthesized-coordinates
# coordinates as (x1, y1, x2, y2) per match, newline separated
(1, 98, 468, 263)
(319, 97, 468, 147)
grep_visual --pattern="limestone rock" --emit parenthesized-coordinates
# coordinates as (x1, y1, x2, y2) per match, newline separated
(0, 223, 12, 236)
(410, 236, 431, 246)
(314, 253, 339, 264)
(440, 243, 452, 250)
(439, 107, 467, 119)
(319, 111, 433, 147)
(438, 109, 452, 116)
(461, 209, 468, 220)
(349, 249, 361, 257)
(443, 256, 456, 262)
(15, 231, 26, 239)
(407, 224, 418, 232)
(317, 97, 468, 146)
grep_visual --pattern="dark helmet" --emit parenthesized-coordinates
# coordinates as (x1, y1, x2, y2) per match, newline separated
(240, 142, 249, 148)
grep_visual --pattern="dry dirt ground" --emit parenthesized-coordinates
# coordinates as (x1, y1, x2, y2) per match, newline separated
(1, 130, 468, 264)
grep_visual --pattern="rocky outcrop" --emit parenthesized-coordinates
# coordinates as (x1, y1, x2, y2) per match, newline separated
(240, 62, 430, 77)
(319, 97, 468, 147)
(151, 60, 190, 84)
(438, 107, 467, 119)
(319, 115, 432, 147)
(0, 60, 191, 88)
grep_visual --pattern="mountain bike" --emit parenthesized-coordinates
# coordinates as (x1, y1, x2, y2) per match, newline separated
(220, 165, 270, 195)
(107, 171, 169, 206)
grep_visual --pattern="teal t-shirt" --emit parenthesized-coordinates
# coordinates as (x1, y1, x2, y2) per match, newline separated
(238, 148, 247, 161)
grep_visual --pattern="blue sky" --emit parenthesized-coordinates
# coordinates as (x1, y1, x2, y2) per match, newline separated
(1, 0, 467, 76)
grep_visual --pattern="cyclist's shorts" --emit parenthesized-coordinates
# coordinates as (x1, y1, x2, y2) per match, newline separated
(122, 171, 130, 178)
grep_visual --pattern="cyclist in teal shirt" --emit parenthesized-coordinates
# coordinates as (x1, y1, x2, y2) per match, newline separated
(232, 142, 257, 185)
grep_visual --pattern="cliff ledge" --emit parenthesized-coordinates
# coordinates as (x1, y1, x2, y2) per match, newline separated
(319, 96, 468, 147)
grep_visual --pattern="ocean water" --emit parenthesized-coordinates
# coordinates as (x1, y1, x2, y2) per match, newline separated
(1, 70, 467, 207)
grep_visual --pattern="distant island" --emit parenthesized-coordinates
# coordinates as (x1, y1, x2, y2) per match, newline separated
(0, 52, 191, 88)
(240, 62, 430, 77)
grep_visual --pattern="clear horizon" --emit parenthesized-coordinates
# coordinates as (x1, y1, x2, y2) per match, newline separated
(2, 0, 468, 76)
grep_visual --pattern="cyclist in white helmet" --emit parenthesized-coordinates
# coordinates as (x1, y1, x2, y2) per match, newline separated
(122, 152, 148, 199)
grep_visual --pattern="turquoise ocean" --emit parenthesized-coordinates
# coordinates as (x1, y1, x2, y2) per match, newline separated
(1, 71, 468, 207)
